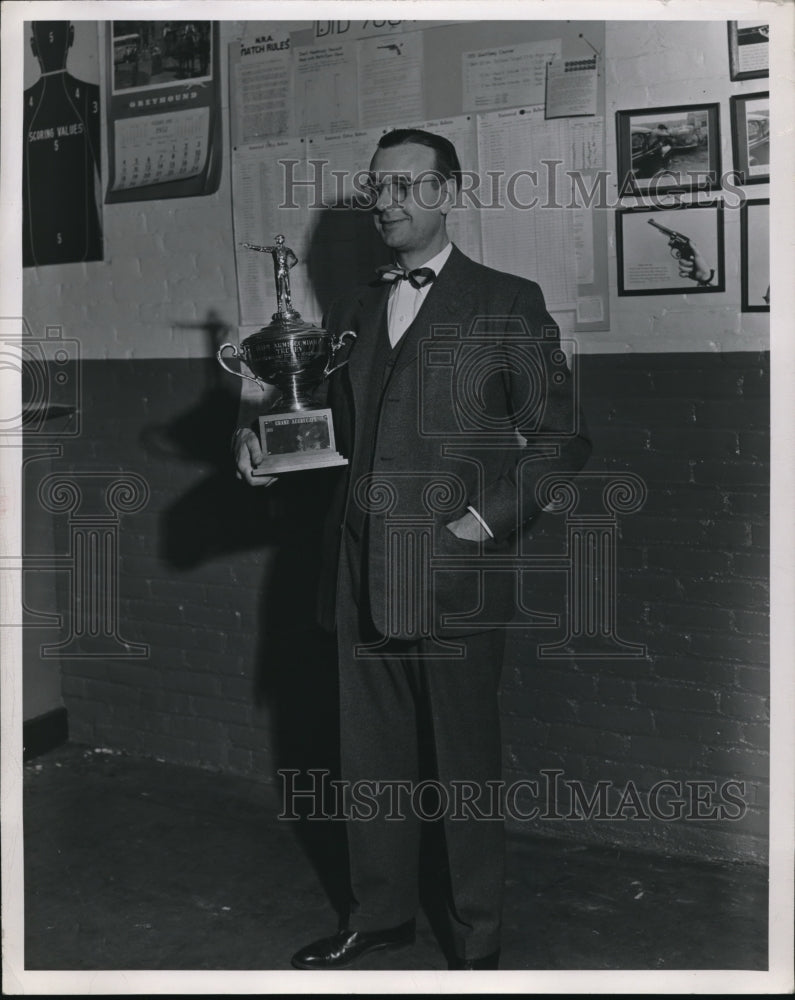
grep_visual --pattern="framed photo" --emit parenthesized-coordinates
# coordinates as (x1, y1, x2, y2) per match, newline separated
(730, 92, 770, 185)
(616, 104, 721, 196)
(616, 204, 725, 297)
(741, 199, 770, 312)
(728, 20, 769, 81)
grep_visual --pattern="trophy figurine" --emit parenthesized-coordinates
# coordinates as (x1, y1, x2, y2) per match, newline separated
(217, 235, 356, 475)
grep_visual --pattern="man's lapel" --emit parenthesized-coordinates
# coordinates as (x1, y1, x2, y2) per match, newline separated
(343, 247, 477, 413)
(345, 281, 389, 413)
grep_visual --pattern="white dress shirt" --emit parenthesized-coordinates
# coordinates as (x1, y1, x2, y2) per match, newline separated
(386, 242, 453, 347)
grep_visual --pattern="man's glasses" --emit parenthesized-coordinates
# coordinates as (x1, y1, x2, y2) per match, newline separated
(360, 174, 443, 209)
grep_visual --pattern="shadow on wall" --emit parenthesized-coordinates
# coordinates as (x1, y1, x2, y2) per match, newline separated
(145, 306, 349, 917)
(142, 312, 275, 560)
(305, 204, 389, 321)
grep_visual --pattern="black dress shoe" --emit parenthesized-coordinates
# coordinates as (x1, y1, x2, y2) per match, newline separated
(291, 919, 416, 969)
(450, 948, 500, 970)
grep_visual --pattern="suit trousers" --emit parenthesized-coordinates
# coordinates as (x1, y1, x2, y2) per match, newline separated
(336, 523, 507, 960)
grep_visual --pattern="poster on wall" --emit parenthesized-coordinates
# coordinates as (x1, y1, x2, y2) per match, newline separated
(292, 40, 359, 137)
(22, 20, 103, 267)
(357, 31, 424, 128)
(229, 27, 293, 146)
(462, 39, 562, 111)
(544, 55, 598, 118)
(104, 21, 222, 202)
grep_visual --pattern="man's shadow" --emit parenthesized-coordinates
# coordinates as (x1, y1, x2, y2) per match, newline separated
(304, 200, 388, 319)
(147, 312, 276, 561)
(148, 297, 347, 916)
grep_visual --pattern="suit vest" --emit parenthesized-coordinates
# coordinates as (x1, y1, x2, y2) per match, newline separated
(345, 298, 416, 538)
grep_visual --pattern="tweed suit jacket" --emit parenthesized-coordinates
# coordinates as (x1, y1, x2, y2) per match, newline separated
(316, 245, 591, 638)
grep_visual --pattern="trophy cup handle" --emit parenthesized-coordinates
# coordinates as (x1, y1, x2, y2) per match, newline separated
(217, 343, 266, 389)
(323, 330, 357, 378)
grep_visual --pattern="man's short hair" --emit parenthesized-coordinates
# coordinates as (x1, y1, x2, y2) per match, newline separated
(376, 129, 462, 189)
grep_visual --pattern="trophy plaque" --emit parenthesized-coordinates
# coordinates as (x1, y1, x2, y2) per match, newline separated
(217, 235, 356, 476)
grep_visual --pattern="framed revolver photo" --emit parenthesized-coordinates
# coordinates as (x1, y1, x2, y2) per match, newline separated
(616, 204, 725, 297)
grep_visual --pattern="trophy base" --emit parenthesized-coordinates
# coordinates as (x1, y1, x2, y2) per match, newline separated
(251, 451, 349, 476)
(253, 407, 348, 475)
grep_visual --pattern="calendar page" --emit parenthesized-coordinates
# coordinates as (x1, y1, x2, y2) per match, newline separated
(111, 107, 209, 190)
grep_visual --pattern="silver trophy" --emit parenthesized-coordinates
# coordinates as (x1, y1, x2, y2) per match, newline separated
(218, 236, 355, 474)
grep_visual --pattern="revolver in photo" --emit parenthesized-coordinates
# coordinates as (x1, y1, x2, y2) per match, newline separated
(647, 218, 714, 286)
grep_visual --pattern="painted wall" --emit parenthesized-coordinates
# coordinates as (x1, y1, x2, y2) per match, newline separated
(20, 20, 770, 357)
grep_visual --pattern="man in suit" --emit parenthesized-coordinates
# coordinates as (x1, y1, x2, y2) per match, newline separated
(234, 129, 591, 969)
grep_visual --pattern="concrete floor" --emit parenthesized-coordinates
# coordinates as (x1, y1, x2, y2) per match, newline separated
(22, 743, 767, 971)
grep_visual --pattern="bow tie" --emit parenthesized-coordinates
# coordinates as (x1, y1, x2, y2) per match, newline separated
(376, 265, 437, 290)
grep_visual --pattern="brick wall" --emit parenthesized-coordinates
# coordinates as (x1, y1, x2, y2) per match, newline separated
(25, 350, 769, 863)
(500, 351, 769, 862)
